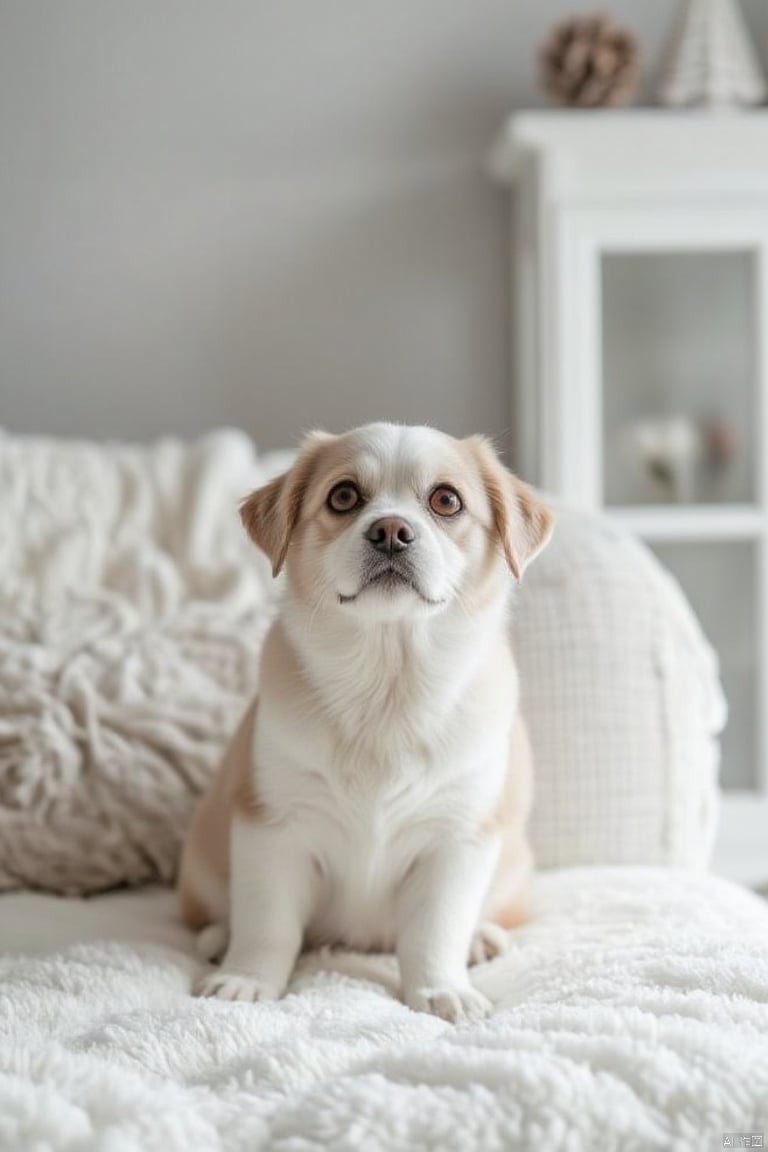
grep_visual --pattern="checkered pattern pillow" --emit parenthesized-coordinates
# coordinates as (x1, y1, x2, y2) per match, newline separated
(513, 506, 726, 869)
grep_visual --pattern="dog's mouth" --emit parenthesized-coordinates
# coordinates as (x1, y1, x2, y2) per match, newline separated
(338, 564, 445, 607)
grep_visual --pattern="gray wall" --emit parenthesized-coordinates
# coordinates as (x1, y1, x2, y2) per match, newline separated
(2, 1, 768, 454)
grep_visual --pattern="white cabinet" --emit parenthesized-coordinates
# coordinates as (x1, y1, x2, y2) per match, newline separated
(489, 111, 768, 887)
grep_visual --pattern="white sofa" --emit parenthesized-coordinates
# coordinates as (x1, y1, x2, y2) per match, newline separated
(1, 429, 767, 1151)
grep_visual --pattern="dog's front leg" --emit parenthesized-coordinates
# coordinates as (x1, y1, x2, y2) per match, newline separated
(195, 818, 313, 1002)
(397, 837, 498, 1023)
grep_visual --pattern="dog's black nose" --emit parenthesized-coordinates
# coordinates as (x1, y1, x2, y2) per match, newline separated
(365, 516, 415, 554)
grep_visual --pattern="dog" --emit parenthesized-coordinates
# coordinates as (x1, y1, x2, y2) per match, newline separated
(178, 422, 553, 1022)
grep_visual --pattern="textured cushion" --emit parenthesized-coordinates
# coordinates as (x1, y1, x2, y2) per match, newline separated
(0, 429, 726, 893)
(0, 430, 288, 894)
(513, 506, 726, 870)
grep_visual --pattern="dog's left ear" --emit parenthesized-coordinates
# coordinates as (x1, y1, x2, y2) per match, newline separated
(240, 431, 333, 577)
(467, 436, 554, 579)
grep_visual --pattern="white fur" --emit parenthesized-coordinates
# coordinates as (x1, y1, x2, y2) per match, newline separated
(190, 424, 544, 1023)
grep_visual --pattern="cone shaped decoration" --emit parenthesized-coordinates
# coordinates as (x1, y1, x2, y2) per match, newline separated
(657, 0, 766, 108)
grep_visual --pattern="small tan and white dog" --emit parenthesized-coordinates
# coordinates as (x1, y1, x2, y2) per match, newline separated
(179, 422, 553, 1022)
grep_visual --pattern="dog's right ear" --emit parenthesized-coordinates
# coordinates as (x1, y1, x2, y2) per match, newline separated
(240, 431, 333, 577)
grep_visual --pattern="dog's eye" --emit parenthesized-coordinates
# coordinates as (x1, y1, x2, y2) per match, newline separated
(429, 486, 462, 517)
(327, 481, 363, 514)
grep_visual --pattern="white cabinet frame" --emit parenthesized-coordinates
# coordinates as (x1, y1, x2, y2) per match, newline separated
(491, 112, 768, 887)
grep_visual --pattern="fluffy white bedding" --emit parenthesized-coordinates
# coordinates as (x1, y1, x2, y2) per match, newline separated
(0, 427, 727, 901)
(2, 867, 767, 1151)
(0, 428, 763, 1149)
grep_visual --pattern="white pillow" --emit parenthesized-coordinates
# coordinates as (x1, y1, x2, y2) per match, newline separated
(513, 506, 726, 870)
(0, 429, 725, 893)
(0, 429, 287, 894)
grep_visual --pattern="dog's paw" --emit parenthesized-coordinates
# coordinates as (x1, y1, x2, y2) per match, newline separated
(404, 984, 492, 1024)
(194, 970, 278, 1002)
(196, 923, 228, 962)
(468, 921, 509, 966)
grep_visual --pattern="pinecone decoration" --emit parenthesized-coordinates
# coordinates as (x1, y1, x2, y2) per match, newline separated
(539, 13, 641, 108)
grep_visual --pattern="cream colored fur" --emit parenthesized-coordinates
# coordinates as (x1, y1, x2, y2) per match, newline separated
(179, 423, 553, 1022)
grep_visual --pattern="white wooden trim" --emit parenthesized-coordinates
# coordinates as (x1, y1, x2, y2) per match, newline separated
(512, 155, 540, 480)
(713, 792, 768, 888)
(581, 232, 603, 507)
(560, 206, 768, 253)
(755, 241, 768, 794)
(605, 505, 764, 541)
(540, 155, 570, 495)
(488, 110, 768, 193)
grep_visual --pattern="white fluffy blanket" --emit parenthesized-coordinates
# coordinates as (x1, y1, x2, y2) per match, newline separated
(0, 430, 290, 894)
(1, 867, 767, 1151)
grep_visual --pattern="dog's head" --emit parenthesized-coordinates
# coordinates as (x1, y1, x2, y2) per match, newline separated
(241, 424, 553, 622)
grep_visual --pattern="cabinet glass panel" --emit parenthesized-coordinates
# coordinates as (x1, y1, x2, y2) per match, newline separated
(602, 252, 756, 507)
(653, 540, 757, 791)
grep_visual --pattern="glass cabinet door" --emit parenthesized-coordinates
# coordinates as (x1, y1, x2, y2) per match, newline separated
(652, 540, 758, 793)
(601, 251, 757, 508)
(597, 245, 764, 802)
(529, 189, 768, 883)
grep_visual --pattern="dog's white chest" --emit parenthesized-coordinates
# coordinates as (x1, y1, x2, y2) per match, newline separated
(254, 616, 516, 954)
(302, 764, 437, 951)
